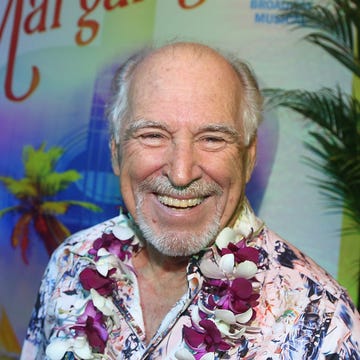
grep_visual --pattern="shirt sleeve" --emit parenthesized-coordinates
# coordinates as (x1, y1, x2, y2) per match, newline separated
(320, 291, 360, 358)
(19, 248, 62, 360)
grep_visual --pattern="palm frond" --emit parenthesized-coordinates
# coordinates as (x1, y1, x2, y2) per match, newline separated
(263, 87, 359, 148)
(263, 87, 360, 232)
(23, 143, 64, 180)
(0, 176, 38, 198)
(11, 213, 32, 248)
(283, 2, 353, 44)
(64, 201, 102, 212)
(41, 200, 101, 215)
(306, 32, 360, 77)
(39, 170, 82, 196)
(0, 206, 22, 218)
(280, 1, 360, 74)
(303, 154, 360, 230)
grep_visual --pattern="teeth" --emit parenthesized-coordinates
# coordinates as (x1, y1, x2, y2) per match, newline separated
(158, 195, 203, 208)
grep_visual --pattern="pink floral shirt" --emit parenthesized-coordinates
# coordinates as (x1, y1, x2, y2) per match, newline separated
(20, 209, 360, 359)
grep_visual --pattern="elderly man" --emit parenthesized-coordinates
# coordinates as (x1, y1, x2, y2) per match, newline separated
(21, 42, 359, 359)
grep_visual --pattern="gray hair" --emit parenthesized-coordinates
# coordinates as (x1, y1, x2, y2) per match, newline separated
(105, 48, 151, 146)
(106, 43, 263, 148)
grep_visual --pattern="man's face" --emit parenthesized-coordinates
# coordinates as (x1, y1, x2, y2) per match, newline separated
(112, 47, 256, 257)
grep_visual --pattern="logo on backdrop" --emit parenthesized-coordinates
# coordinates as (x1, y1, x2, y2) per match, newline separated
(0, 0, 206, 102)
(250, 0, 311, 25)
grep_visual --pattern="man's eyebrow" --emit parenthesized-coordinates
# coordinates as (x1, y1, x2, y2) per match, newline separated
(199, 124, 240, 139)
(123, 120, 240, 141)
(124, 119, 168, 139)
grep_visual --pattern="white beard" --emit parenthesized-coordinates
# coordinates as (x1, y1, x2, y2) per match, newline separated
(133, 177, 223, 257)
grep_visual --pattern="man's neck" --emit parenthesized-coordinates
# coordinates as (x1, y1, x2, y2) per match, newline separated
(133, 243, 189, 279)
(132, 244, 189, 343)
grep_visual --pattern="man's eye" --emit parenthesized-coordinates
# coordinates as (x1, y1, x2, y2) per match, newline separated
(141, 133, 163, 139)
(199, 136, 227, 151)
(137, 132, 167, 147)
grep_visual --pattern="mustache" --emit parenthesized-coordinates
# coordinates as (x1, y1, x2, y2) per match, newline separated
(138, 176, 223, 198)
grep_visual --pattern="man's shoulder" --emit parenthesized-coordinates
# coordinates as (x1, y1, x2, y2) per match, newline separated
(253, 226, 360, 357)
(51, 215, 124, 259)
(258, 226, 346, 300)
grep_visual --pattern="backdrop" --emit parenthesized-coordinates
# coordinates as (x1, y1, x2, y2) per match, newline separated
(0, 1, 357, 358)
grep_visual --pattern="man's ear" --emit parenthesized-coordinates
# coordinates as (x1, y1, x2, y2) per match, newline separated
(245, 136, 257, 183)
(111, 140, 121, 176)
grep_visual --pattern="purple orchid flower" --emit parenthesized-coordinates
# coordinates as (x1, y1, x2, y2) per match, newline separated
(205, 278, 259, 316)
(183, 319, 231, 359)
(79, 267, 116, 296)
(71, 301, 108, 354)
(89, 232, 136, 261)
(220, 239, 259, 264)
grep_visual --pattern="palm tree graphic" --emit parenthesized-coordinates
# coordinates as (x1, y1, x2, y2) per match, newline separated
(0, 143, 101, 264)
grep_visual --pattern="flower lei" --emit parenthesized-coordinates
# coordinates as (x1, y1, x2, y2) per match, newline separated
(46, 215, 140, 360)
(46, 209, 261, 360)
(177, 226, 261, 360)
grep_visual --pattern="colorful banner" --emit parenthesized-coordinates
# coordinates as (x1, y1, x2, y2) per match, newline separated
(0, 1, 356, 357)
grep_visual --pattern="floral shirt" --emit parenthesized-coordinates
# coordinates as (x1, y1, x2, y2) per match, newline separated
(20, 205, 360, 360)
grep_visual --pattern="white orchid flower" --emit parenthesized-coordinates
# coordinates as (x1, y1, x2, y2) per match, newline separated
(176, 349, 214, 360)
(46, 339, 70, 360)
(201, 254, 257, 281)
(189, 306, 211, 330)
(234, 198, 263, 237)
(72, 337, 94, 359)
(112, 224, 134, 241)
(218, 253, 235, 274)
(215, 227, 236, 249)
(175, 348, 215, 360)
(214, 312, 247, 340)
(90, 288, 117, 317)
(46, 336, 93, 360)
(200, 252, 236, 279)
(216, 320, 246, 339)
(236, 216, 253, 237)
(197, 298, 214, 317)
(199, 258, 223, 279)
(214, 307, 253, 325)
(235, 307, 253, 324)
(214, 309, 236, 324)
(200, 353, 215, 360)
(214, 318, 231, 334)
(200, 224, 259, 280)
(175, 348, 196, 360)
(233, 260, 258, 279)
(94, 248, 119, 277)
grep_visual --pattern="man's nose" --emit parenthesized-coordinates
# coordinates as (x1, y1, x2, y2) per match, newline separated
(163, 141, 202, 187)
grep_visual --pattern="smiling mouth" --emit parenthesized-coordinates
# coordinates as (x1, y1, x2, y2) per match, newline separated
(157, 195, 204, 208)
